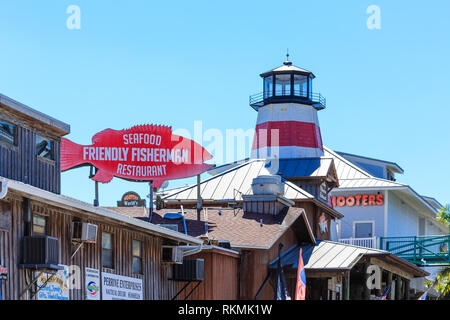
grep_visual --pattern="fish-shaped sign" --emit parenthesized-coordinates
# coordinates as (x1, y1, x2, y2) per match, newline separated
(61, 124, 214, 189)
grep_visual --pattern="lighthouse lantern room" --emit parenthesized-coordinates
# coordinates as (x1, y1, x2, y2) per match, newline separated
(250, 57, 326, 159)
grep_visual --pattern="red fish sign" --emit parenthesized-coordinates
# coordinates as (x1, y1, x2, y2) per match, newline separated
(61, 125, 214, 188)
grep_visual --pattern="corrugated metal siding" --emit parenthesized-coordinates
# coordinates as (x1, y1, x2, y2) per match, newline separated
(270, 240, 388, 271)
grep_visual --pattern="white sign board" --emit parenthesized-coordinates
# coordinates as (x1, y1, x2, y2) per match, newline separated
(35, 266, 70, 300)
(101, 272, 143, 300)
(85, 268, 100, 300)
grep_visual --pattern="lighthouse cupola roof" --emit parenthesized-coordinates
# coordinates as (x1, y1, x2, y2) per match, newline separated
(249, 57, 325, 111)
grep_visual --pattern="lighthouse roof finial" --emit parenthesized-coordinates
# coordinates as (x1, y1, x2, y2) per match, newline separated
(284, 49, 292, 66)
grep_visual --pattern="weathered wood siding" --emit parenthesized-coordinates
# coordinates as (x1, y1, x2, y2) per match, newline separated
(0, 193, 179, 300)
(177, 249, 239, 300)
(239, 229, 298, 300)
(0, 110, 61, 194)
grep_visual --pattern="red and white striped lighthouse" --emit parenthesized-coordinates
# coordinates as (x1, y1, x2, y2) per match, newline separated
(250, 58, 326, 159)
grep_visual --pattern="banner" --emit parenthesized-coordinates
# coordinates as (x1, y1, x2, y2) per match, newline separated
(85, 268, 100, 300)
(35, 266, 70, 300)
(101, 272, 143, 300)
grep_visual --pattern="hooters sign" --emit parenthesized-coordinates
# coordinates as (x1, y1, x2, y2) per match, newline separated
(61, 125, 214, 188)
(330, 194, 384, 208)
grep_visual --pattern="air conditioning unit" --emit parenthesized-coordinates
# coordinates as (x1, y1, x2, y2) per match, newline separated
(173, 259, 204, 281)
(161, 246, 183, 264)
(21, 236, 60, 268)
(72, 222, 98, 243)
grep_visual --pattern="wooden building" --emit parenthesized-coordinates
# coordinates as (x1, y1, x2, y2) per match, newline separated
(107, 207, 241, 300)
(0, 94, 204, 300)
(0, 94, 70, 194)
(0, 178, 203, 300)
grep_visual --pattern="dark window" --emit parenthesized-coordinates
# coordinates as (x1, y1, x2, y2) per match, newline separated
(132, 240, 142, 274)
(355, 222, 373, 238)
(0, 120, 16, 145)
(102, 232, 114, 269)
(36, 135, 53, 160)
(32, 214, 47, 235)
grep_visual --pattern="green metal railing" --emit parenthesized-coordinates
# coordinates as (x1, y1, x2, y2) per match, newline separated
(380, 235, 450, 266)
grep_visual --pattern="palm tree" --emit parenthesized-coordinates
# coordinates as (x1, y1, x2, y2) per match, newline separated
(430, 205, 450, 298)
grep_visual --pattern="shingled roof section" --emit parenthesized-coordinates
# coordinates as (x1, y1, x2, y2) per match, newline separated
(105, 206, 313, 249)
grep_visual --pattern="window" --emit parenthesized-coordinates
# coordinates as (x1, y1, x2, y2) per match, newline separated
(35, 135, 53, 160)
(263, 76, 273, 98)
(354, 222, 373, 238)
(275, 74, 291, 96)
(32, 214, 47, 235)
(102, 232, 114, 269)
(293, 74, 308, 97)
(0, 120, 16, 145)
(132, 240, 143, 274)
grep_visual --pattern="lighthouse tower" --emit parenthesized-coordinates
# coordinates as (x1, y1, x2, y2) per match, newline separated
(250, 57, 326, 159)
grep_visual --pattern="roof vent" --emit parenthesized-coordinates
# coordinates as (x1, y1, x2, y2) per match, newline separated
(251, 175, 284, 196)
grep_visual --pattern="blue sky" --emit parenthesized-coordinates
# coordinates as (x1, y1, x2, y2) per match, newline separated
(1, 0, 449, 206)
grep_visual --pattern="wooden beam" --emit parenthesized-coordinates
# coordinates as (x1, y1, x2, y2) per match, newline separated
(370, 257, 414, 280)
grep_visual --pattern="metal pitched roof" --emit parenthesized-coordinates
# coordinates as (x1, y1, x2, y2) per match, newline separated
(163, 159, 315, 202)
(336, 151, 404, 174)
(269, 240, 428, 277)
(324, 147, 371, 180)
(270, 240, 385, 270)
(260, 62, 316, 78)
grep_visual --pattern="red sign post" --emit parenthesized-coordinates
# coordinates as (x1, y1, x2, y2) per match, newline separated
(61, 125, 214, 189)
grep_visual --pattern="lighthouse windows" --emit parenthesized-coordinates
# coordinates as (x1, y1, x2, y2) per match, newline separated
(294, 74, 308, 97)
(275, 74, 291, 96)
(264, 76, 273, 98)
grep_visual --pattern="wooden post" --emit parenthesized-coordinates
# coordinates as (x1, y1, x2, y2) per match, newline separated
(404, 279, 410, 300)
(344, 274, 350, 300)
(387, 272, 393, 300)
(363, 263, 370, 300)
(395, 276, 402, 300)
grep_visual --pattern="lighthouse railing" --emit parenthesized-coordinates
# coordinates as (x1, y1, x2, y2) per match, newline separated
(249, 91, 326, 110)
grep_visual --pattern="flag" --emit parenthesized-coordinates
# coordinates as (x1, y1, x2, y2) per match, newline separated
(418, 288, 431, 300)
(274, 243, 291, 300)
(381, 283, 391, 300)
(295, 248, 306, 300)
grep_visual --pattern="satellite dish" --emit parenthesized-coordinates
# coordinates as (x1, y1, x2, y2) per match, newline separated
(161, 181, 169, 189)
